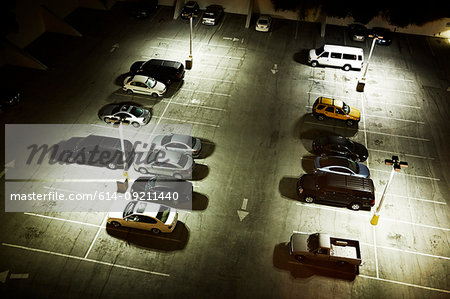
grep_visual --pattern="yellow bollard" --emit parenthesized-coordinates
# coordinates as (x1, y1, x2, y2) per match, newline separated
(370, 214, 380, 226)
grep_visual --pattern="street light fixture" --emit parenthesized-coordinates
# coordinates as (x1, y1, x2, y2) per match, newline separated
(185, 13, 194, 70)
(113, 121, 130, 193)
(370, 155, 408, 225)
(357, 35, 381, 92)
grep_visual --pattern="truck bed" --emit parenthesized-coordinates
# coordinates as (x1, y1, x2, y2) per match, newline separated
(329, 237, 361, 260)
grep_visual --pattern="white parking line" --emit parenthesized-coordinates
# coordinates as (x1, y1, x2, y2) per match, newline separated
(165, 99, 227, 112)
(368, 148, 435, 160)
(2, 242, 170, 277)
(156, 37, 247, 50)
(377, 192, 446, 205)
(146, 47, 244, 60)
(187, 75, 235, 84)
(365, 114, 425, 124)
(295, 203, 450, 231)
(194, 63, 240, 71)
(371, 168, 440, 181)
(24, 212, 102, 228)
(152, 116, 220, 128)
(359, 274, 450, 294)
(84, 215, 107, 258)
(181, 88, 231, 97)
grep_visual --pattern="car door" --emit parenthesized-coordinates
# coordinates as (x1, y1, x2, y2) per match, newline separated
(329, 52, 343, 67)
(334, 107, 347, 120)
(323, 106, 335, 118)
(317, 51, 330, 65)
(165, 142, 189, 154)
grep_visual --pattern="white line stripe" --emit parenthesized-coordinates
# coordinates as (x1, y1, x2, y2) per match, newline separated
(359, 274, 450, 294)
(147, 47, 244, 60)
(156, 37, 246, 50)
(168, 100, 227, 111)
(152, 116, 220, 128)
(367, 148, 435, 160)
(84, 215, 107, 258)
(365, 114, 425, 124)
(371, 169, 440, 181)
(1, 242, 170, 277)
(375, 192, 446, 205)
(194, 63, 240, 71)
(372, 227, 379, 278)
(24, 212, 102, 228)
(187, 75, 235, 83)
(295, 203, 450, 231)
(181, 88, 231, 97)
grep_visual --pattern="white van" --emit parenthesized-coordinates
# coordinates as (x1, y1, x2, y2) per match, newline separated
(308, 45, 364, 71)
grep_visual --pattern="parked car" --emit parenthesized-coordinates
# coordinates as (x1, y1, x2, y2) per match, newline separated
(312, 96, 360, 127)
(348, 24, 366, 42)
(313, 156, 370, 178)
(56, 135, 135, 170)
(151, 133, 202, 158)
(289, 232, 362, 273)
(202, 4, 223, 25)
(127, 0, 158, 19)
(107, 200, 178, 234)
(308, 44, 364, 71)
(180, 1, 200, 19)
(130, 175, 193, 203)
(130, 59, 185, 85)
(297, 173, 375, 211)
(134, 149, 194, 179)
(369, 27, 392, 45)
(123, 75, 166, 97)
(312, 135, 368, 162)
(1, 89, 21, 110)
(98, 104, 151, 128)
(255, 15, 272, 32)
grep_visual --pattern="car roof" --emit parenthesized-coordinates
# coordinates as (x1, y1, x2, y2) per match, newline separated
(170, 134, 191, 144)
(132, 75, 150, 83)
(319, 156, 352, 167)
(145, 59, 182, 69)
(318, 97, 344, 108)
(132, 201, 162, 218)
(324, 173, 374, 192)
(323, 44, 363, 55)
(325, 135, 351, 146)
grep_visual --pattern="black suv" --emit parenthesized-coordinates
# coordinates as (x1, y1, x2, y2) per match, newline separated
(180, 1, 200, 19)
(312, 135, 368, 162)
(130, 59, 185, 85)
(297, 173, 375, 211)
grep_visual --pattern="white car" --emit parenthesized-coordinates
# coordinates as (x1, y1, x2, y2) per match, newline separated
(107, 200, 178, 234)
(256, 15, 272, 32)
(134, 149, 194, 179)
(123, 75, 166, 97)
(151, 133, 202, 158)
(98, 104, 151, 127)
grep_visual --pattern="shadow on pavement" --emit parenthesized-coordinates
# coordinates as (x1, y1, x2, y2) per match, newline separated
(106, 220, 189, 251)
(279, 176, 299, 201)
(192, 164, 209, 181)
(197, 138, 215, 159)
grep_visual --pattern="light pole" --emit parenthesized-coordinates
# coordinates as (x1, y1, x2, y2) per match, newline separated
(113, 121, 130, 193)
(357, 35, 380, 92)
(185, 14, 194, 70)
(370, 156, 408, 225)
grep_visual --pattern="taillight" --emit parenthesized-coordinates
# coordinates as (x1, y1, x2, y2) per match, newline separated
(371, 199, 375, 206)
(298, 187, 303, 194)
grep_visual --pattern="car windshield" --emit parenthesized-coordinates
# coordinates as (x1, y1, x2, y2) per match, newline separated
(156, 206, 170, 223)
(347, 159, 359, 173)
(144, 177, 156, 191)
(307, 233, 320, 251)
(145, 77, 157, 88)
(205, 12, 214, 17)
(315, 46, 325, 56)
(178, 154, 188, 167)
(258, 19, 268, 25)
(161, 135, 172, 145)
(342, 102, 350, 114)
(123, 201, 136, 218)
(130, 106, 144, 117)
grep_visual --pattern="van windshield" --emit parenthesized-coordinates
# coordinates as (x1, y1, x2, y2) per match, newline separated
(315, 46, 325, 56)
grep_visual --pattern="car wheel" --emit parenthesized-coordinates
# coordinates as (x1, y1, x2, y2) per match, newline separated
(111, 221, 121, 228)
(151, 93, 159, 98)
(173, 173, 183, 180)
(132, 122, 140, 128)
(343, 64, 351, 71)
(305, 196, 314, 203)
(311, 61, 318, 67)
(295, 255, 306, 262)
(103, 117, 111, 123)
(349, 202, 361, 211)
(139, 167, 148, 174)
(107, 162, 117, 170)
(315, 114, 325, 121)
(126, 89, 133, 94)
(151, 228, 161, 234)
(345, 119, 355, 126)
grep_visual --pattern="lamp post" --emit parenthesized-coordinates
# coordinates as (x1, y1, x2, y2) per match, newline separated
(370, 156, 408, 225)
(113, 121, 129, 193)
(185, 14, 194, 70)
(357, 36, 380, 92)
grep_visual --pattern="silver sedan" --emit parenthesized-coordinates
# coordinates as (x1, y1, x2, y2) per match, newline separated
(313, 156, 370, 178)
(134, 149, 194, 179)
(98, 104, 151, 127)
(151, 133, 202, 158)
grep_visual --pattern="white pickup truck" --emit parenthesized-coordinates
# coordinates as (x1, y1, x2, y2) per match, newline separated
(289, 233, 362, 267)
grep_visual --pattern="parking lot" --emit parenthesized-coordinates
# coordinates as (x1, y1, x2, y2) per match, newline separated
(1, 4, 449, 298)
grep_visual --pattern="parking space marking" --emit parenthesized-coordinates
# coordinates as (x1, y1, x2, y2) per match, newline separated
(359, 274, 450, 294)
(166, 99, 227, 112)
(24, 212, 102, 228)
(180, 88, 231, 97)
(152, 115, 220, 128)
(365, 114, 425, 124)
(84, 215, 107, 258)
(156, 37, 247, 50)
(295, 203, 450, 231)
(1, 243, 170, 277)
(303, 121, 430, 141)
(376, 192, 446, 205)
(371, 168, 440, 181)
(186, 75, 235, 84)
(146, 47, 244, 60)
(193, 63, 240, 71)
(368, 148, 435, 160)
